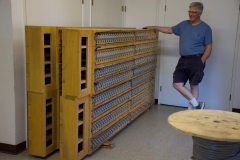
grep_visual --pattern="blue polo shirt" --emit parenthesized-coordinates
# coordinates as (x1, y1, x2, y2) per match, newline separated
(171, 20, 212, 56)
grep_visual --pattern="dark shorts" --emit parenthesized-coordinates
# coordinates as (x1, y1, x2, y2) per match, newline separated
(173, 56, 205, 85)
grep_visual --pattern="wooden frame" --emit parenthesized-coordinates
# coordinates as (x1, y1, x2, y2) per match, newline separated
(25, 26, 159, 160)
(28, 90, 57, 157)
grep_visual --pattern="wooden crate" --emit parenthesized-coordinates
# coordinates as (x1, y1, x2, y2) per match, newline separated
(26, 26, 138, 158)
(60, 95, 90, 160)
(26, 26, 159, 160)
(61, 29, 95, 99)
(59, 28, 158, 159)
(26, 26, 58, 93)
(27, 90, 57, 157)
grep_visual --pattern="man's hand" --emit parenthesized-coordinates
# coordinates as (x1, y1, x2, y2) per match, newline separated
(201, 44, 212, 63)
(142, 26, 173, 34)
(142, 26, 153, 29)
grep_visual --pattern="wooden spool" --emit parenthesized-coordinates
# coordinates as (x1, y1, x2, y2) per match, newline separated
(168, 110, 240, 159)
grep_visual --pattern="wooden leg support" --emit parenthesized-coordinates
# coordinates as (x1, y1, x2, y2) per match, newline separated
(101, 141, 115, 150)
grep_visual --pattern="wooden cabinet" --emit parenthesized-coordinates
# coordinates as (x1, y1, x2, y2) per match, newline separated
(26, 26, 58, 93)
(26, 26, 61, 156)
(60, 96, 90, 160)
(26, 26, 158, 159)
(60, 28, 158, 159)
(28, 90, 57, 157)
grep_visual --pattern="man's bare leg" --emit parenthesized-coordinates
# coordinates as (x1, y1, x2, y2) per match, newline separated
(172, 82, 194, 100)
(190, 84, 199, 99)
(172, 82, 199, 108)
(189, 85, 199, 109)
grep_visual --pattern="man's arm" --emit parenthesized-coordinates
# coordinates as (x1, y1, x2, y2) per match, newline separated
(201, 44, 212, 63)
(142, 26, 173, 34)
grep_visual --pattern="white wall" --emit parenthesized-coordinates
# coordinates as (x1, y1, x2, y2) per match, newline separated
(198, 0, 239, 110)
(0, 0, 16, 145)
(91, 0, 122, 27)
(25, 0, 82, 26)
(82, 0, 92, 27)
(12, 0, 27, 144)
(124, 0, 159, 29)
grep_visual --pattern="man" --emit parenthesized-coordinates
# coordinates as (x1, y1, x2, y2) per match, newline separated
(143, 2, 212, 109)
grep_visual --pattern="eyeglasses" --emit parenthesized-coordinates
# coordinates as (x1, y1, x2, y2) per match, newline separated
(188, 11, 198, 14)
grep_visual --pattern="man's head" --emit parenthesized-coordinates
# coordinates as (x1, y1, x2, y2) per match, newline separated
(188, 2, 203, 23)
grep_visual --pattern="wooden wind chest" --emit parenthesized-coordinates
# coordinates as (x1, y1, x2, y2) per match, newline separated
(26, 26, 158, 159)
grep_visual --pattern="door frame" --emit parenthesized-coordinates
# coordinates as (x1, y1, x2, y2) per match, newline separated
(230, 7, 240, 111)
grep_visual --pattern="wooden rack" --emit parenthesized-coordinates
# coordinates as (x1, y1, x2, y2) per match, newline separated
(60, 28, 158, 159)
(25, 26, 158, 159)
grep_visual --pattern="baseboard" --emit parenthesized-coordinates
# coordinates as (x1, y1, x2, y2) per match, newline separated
(0, 141, 26, 155)
(232, 108, 240, 113)
(155, 99, 158, 104)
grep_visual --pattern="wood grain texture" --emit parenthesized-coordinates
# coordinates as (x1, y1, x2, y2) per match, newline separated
(60, 96, 90, 160)
(62, 29, 94, 98)
(25, 26, 57, 93)
(28, 90, 58, 157)
(168, 110, 240, 142)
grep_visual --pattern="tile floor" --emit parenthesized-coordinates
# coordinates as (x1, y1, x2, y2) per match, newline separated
(0, 105, 193, 160)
